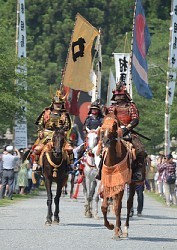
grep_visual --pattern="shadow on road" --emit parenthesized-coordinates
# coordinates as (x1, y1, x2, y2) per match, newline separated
(131, 237, 177, 242)
(67, 223, 104, 228)
(140, 214, 177, 220)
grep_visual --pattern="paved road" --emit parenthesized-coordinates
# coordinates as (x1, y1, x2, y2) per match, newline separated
(0, 185, 177, 250)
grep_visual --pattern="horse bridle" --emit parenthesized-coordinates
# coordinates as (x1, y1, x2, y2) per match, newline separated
(101, 116, 120, 145)
(51, 129, 65, 157)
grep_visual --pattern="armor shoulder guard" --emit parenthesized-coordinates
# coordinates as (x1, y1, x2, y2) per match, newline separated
(130, 102, 139, 113)
(35, 110, 45, 125)
(130, 101, 137, 107)
(35, 107, 50, 125)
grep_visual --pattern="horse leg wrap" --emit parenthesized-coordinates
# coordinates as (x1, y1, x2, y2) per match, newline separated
(53, 169, 58, 178)
(122, 226, 129, 238)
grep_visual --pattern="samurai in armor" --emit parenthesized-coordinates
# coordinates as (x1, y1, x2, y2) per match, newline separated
(108, 82, 147, 182)
(31, 90, 73, 170)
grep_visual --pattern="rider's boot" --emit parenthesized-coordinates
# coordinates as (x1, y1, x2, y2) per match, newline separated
(32, 155, 42, 172)
(65, 142, 74, 165)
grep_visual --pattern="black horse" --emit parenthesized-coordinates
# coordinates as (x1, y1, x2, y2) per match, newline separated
(42, 128, 68, 225)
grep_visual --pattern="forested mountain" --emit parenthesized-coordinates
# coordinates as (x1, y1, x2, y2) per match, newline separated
(0, 0, 175, 153)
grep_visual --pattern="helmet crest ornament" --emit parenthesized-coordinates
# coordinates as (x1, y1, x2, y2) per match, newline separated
(52, 90, 67, 104)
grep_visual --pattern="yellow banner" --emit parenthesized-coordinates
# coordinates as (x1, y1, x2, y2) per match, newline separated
(63, 13, 99, 92)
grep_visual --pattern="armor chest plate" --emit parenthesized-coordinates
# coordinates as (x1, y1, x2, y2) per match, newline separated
(116, 105, 131, 125)
(45, 113, 61, 129)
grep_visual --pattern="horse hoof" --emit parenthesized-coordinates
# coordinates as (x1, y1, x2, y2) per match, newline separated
(122, 233, 129, 239)
(45, 220, 52, 226)
(122, 226, 128, 238)
(94, 214, 100, 220)
(53, 220, 59, 225)
(112, 235, 121, 240)
(85, 212, 92, 218)
(129, 211, 134, 217)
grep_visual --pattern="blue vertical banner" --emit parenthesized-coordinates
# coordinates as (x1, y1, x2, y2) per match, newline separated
(132, 0, 152, 99)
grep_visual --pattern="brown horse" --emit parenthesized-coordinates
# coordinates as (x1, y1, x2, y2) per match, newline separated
(42, 128, 68, 225)
(100, 110, 140, 239)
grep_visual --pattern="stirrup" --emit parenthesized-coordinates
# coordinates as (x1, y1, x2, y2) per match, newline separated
(32, 163, 42, 172)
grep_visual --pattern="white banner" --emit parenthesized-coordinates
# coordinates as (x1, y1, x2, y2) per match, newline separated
(113, 53, 132, 96)
(107, 68, 116, 106)
(90, 70, 97, 102)
(95, 33, 102, 99)
(14, 0, 27, 149)
(18, 0, 26, 58)
(168, 0, 177, 105)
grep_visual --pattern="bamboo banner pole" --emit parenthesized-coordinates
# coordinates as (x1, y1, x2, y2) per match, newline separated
(61, 16, 77, 91)
(129, 0, 137, 99)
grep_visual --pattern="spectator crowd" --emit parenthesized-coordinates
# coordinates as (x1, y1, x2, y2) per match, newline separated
(0, 144, 176, 209)
(146, 151, 177, 207)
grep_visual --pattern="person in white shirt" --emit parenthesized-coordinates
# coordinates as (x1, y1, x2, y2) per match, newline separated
(0, 146, 20, 200)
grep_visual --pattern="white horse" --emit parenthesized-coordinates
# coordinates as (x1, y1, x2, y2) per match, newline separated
(82, 127, 101, 218)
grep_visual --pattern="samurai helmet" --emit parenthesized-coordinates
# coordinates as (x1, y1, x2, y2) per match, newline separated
(111, 81, 131, 102)
(88, 100, 102, 115)
(90, 100, 101, 110)
(52, 90, 66, 104)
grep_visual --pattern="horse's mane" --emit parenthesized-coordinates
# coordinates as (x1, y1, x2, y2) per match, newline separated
(101, 109, 123, 156)
(102, 108, 121, 132)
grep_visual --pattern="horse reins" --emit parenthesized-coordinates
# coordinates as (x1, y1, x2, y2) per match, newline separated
(46, 152, 64, 178)
(84, 157, 96, 168)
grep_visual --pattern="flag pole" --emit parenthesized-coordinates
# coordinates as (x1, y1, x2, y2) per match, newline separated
(61, 14, 78, 91)
(129, 0, 137, 99)
(13, 0, 20, 148)
(124, 32, 128, 53)
(96, 28, 102, 101)
(126, 0, 137, 202)
(107, 68, 111, 106)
